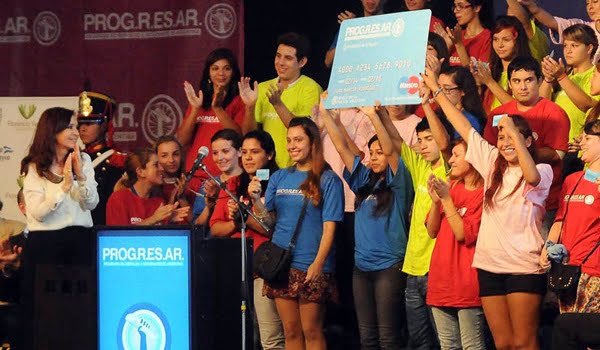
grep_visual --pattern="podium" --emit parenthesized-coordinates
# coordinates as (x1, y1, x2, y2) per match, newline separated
(23, 225, 253, 350)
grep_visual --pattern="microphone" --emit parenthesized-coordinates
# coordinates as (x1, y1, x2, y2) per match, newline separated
(185, 146, 209, 182)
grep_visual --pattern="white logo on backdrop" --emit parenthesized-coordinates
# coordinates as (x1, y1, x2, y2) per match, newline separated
(204, 3, 236, 39)
(83, 10, 202, 40)
(142, 95, 182, 144)
(32, 11, 61, 46)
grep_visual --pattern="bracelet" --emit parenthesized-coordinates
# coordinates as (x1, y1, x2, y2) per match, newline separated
(254, 208, 269, 219)
(445, 211, 459, 219)
(544, 78, 555, 84)
(557, 73, 568, 82)
(433, 87, 443, 98)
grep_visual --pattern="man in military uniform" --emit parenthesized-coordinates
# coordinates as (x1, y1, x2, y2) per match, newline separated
(77, 91, 126, 225)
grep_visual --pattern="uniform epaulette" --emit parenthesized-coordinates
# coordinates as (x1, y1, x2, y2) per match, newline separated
(107, 151, 127, 168)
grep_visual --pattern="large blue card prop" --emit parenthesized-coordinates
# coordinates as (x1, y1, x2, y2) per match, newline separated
(325, 10, 431, 109)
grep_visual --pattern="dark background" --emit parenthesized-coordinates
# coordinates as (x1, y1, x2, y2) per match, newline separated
(243, 0, 589, 90)
(243, 0, 491, 89)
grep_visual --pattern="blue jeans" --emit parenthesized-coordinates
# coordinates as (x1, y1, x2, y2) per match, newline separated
(352, 262, 407, 350)
(431, 307, 486, 350)
(405, 274, 438, 350)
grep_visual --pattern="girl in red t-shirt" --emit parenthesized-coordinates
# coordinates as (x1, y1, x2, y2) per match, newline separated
(435, 0, 491, 67)
(177, 48, 245, 194)
(106, 149, 189, 225)
(541, 120, 600, 313)
(425, 139, 486, 349)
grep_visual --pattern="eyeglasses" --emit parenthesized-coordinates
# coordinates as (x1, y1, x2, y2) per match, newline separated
(442, 86, 461, 94)
(452, 3, 473, 11)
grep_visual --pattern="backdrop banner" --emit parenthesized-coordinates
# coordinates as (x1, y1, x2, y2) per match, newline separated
(0, 96, 79, 221)
(0, 0, 244, 150)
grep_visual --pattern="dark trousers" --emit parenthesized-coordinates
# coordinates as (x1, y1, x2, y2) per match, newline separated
(552, 313, 600, 350)
(353, 262, 407, 350)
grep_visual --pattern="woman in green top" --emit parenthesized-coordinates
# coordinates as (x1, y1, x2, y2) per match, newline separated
(540, 24, 598, 178)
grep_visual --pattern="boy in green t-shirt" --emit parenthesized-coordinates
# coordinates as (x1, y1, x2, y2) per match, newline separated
(374, 105, 446, 349)
(239, 32, 322, 168)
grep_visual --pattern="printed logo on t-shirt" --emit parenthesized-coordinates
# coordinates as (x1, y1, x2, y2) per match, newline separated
(564, 194, 596, 205)
(276, 188, 303, 196)
(130, 217, 142, 224)
(196, 115, 219, 123)
(263, 112, 278, 120)
(457, 207, 467, 216)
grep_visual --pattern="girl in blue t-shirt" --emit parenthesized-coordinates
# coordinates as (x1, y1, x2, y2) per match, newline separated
(248, 117, 344, 349)
(318, 95, 414, 348)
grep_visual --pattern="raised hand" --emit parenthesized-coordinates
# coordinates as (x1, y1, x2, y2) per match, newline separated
(247, 176, 262, 201)
(183, 81, 203, 108)
(152, 203, 176, 223)
(498, 115, 523, 143)
(472, 61, 493, 85)
(431, 176, 450, 200)
(169, 174, 187, 204)
(266, 83, 284, 107)
(171, 205, 190, 222)
(433, 22, 452, 49)
(419, 81, 432, 105)
(446, 24, 463, 45)
(227, 199, 240, 220)
(203, 179, 220, 199)
(541, 56, 566, 80)
(238, 77, 259, 106)
(337, 10, 356, 24)
(420, 67, 439, 91)
(62, 153, 74, 193)
(425, 54, 444, 78)
(71, 146, 85, 181)
(212, 84, 227, 108)
(427, 174, 441, 204)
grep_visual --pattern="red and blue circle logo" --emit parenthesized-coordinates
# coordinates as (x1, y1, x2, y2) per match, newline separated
(398, 76, 420, 95)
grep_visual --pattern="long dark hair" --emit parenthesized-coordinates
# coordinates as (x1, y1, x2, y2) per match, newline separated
(463, 0, 494, 29)
(123, 148, 156, 188)
(441, 66, 487, 123)
(354, 136, 393, 216)
(199, 48, 241, 110)
(154, 135, 184, 177)
(490, 16, 531, 82)
(21, 107, 74, 177)
(289, 117, 329, 206)
(238, 130, 279, 198)
(484, 115, 537, 207)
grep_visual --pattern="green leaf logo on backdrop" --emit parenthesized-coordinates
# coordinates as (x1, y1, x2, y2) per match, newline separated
(18, 104, 36, 119)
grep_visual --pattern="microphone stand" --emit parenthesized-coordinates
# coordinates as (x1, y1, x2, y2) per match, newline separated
(199, 164, 270, 350)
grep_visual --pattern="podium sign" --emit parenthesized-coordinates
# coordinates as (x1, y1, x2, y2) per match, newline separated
(97, 228, 191, 350)
(325, 10, 431, 109)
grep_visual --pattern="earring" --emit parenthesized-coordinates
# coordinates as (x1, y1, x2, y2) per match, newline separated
(208, 79, 212, 85)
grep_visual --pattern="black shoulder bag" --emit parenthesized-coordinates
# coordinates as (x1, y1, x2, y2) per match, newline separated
(254, 197, 309, 284)
(548, 174, 600, 296)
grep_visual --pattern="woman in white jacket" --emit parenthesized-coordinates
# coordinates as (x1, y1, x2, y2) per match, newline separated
(21, 107, 99, 231)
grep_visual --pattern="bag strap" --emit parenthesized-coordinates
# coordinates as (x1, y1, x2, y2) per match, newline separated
(557, 173, 585, 244)
(556, 172, 599, 266)
(287, 197, 310, 250)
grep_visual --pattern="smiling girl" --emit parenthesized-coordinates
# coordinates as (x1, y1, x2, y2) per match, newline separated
(249, 118, 344, 350)
(423, 67, 553, 349)
(178, 48, 244, 193)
